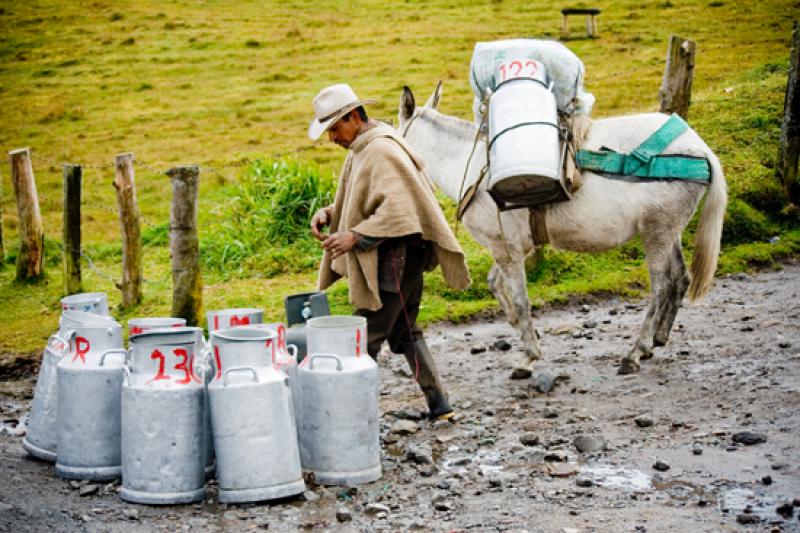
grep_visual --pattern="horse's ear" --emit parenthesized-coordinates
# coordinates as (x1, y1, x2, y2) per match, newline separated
(400, 86, 415, 121)
(425, 80, 442, 110)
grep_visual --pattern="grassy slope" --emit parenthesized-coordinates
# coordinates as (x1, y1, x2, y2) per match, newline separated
(0, 0, 797, 354)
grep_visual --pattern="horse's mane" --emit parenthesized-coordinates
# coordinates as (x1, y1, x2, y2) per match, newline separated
(421, 108, 476, 142)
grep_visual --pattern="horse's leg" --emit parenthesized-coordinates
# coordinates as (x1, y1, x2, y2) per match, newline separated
(488, 262, 519, 326)
(654, 238, 690, 347)
(495, 257, 542, 379)
(619, 232, 676, 374)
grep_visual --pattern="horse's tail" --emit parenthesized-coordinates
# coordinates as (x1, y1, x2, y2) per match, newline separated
(688, 153, 727, 302)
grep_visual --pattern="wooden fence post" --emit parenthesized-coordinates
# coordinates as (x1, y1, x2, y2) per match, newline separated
(63, 164, 82, 294)
(778, 22, 800, 205)
(0, 168, 5, 262)
(659, 35, 696, 119)
(113, 153, 142, 307)
(9, 148, 44, 281)
(168, 165, 203, 326)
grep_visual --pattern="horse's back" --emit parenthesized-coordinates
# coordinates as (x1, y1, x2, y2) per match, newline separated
(544, 112, 712, 252)
(585, 112, 710, 157)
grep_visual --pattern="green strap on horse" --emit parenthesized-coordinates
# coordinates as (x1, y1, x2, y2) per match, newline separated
(575, 114, 711, 183)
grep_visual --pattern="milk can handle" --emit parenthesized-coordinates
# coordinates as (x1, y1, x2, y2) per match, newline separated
(223, 366, 259, 386)
(122, 366, 133, 386)
(287, 344, 298, 360)
(100, 348, 128, 367)
(308, 353, 343, 371)
(48, 332, 71, 353)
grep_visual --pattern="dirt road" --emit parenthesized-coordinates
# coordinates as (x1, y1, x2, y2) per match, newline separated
(1, 264, 799, 532)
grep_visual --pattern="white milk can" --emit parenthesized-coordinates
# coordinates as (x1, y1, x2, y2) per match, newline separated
(487, 60, 564, 208)
(22, 333, 71, 462)
(304, 315, 368, 360)
(209, 326, 280, 381)
(208, 328, 304, 503)
(243, 323, 299, 376)
(121, 327, 207, 504)
(128, 317, 187, 336)
(297, 348, 380, 484)
(206, 308, 263, 332)
(60, 309, 117, 333)
(55, 320, 125, 480)
(23, 310, 116, 461)
(60, 292, 109, 316)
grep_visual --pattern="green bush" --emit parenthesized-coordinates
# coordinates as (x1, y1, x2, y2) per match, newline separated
(201, 159, 335, 277)
(722, 197, 776, 245)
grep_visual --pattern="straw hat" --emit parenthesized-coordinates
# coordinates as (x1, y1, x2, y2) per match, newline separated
(308, 84, 376, 141)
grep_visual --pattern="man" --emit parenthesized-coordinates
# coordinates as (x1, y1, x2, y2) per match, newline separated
(308, 83, 471, 420)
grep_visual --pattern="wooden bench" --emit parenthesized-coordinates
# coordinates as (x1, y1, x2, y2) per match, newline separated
(561, 7, 601, 38)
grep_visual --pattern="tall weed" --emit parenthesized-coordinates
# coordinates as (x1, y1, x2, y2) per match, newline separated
(201, 159, 335, 277)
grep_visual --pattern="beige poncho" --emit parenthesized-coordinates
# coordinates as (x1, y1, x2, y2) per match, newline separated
(318, 123, 471, 311)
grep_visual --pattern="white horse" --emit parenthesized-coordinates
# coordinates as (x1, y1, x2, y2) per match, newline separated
(398, 84, 727, 377)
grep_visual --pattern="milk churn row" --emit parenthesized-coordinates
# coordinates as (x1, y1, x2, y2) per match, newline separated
(23, 291, 382, 505)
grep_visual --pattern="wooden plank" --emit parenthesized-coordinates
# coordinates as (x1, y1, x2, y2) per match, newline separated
(9, 148, 44, 281)
(62, 164, 82, 295)
(658, 35, 696, 119)
(168, 165, 203, 326)
(113, 152, 142, 307)
(778, 22, 800, 205)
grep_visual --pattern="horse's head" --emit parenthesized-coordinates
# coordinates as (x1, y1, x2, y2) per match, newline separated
(397, 81, 442, 137)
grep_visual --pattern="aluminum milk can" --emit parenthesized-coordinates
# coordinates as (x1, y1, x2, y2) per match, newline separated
(23, 310, 115, 461)
(297, 316, 380, 485)
(121, 327, 207, 504)
(55, 320, 125, 480)
(305, 315, 368, 360)
(208, 328, 305, 503)
(206, 308, 263, 332)
(21, 333, 71, 461)
(60, 292, 109, 316)
(209, 326, 280, 381)
(487, 60, 565, 209)
(284, 291, 331, 363)
(128, 317, 186, 336)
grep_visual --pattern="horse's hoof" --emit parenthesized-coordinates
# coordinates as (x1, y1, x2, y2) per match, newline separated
(640, 351, 655, 360)
(618, 358, 640, 375)
(510, 366, 532, 380)
(652, 337, 667, 348)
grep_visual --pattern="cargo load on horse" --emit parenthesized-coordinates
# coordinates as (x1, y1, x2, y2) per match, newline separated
(466, 39, 712, 215)
(467, 39, 595, 210)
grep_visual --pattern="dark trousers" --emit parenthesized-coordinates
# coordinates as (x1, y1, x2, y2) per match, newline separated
(354, 242, 430, 358)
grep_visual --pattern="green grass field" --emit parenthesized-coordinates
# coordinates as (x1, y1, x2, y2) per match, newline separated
(0, 0, 797, 356)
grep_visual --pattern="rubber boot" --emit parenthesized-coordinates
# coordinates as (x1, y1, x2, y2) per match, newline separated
(404, 339, 454, 420)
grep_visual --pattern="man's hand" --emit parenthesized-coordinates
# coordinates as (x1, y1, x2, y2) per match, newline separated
(310, 206, 333, 241)
(322, 231, 360, 259)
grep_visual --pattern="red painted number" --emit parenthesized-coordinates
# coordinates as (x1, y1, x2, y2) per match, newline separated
(148, 349, 170, 384)
(72, 336, 90, 363)
(229, 315, 250, 327)
(499, 60, 538, 81)
(356, 329, 362, 358)
(148, 348, 198, 385)
(130, 326, 144, 335)
(173, 348, 192, 384)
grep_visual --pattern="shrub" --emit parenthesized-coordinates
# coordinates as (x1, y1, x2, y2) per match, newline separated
(201, 159, 335, 276)
(722, 197, 776, 245)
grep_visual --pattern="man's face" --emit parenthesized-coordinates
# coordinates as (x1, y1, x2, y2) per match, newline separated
(327, 113, 359, 149)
